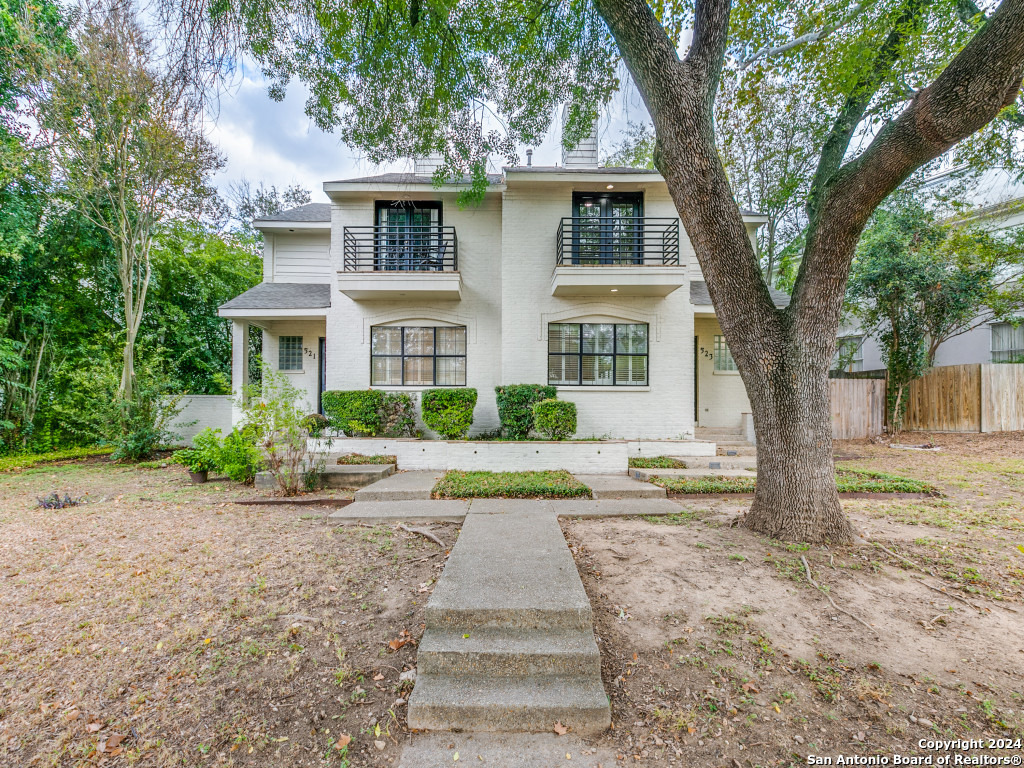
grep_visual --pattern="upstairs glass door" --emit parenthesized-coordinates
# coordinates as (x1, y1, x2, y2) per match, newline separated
(375, 201, 443, 271)
(572, 192, 643, 265)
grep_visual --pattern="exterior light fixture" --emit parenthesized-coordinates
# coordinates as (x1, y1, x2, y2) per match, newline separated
(610, 288, 619, 292)
(606, 184, 614, 189)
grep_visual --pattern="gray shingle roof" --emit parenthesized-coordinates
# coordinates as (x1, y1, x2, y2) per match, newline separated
(219, 282, 331, 311)
(505, 165, 662, 174)
(327, 172, 504, 185)
(690, 280, 790, 309)
(257, 203, 331, 222)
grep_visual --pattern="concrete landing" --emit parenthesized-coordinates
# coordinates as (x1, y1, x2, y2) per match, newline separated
(408, 509, 610, 734)
(575, 473, 666, 499)
(398, 733, 618, 768)
(674, 455, 757, 470)
(353, 470, 440, 501)
(326, 499, 469, 524)
(254, 463, 393, 490)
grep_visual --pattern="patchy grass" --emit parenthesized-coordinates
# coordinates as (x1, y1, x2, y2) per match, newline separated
(0, 446, 113, 472)
(649, 468, 937, 495)
(432, 470, 591, 499)
(0, 460, 443, 766)
(336, 453, 396, 465)
(628, 456, 688, 469)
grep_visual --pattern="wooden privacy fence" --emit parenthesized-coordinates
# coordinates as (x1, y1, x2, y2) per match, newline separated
(830, 378, 886, 439)
(901, 363, 1024, 433)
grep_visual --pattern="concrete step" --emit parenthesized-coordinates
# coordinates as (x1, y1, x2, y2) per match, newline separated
(574, 474, 666, 499)
(407, 674, 611, 735)
(254, 463, 394, 491)
(422, 510, 592, 632)
(718, 445, 757, 456)
(327, 499, 469, 525)
(354, 470, 440, 501)
(417, 628, 601, 678)
(680, 456, 757, 470)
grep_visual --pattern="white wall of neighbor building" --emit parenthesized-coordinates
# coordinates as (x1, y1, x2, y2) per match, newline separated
(694, 317, 750, 429)
(847, 322, 1001, 371)
(500, 178, 696, 439)
(324, 188, 505, 436)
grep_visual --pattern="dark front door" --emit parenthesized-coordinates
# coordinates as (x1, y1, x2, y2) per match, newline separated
(572, 192, 643, 265)
(375, 201, 443, 271)
(318, 337, 326, 414)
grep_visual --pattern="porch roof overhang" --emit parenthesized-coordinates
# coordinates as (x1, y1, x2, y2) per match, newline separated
(218, 282, 331, 319)
(690, 280, 790, 316)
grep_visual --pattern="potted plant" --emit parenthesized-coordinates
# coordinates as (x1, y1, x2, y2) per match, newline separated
(173, 447, 215, 483)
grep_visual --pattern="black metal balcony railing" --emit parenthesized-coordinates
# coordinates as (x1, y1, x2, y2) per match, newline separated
(343, 225, 458, 272)
(556, 217, 680, 266)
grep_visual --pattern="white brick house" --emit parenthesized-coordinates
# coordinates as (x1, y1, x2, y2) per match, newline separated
(219, 152, 788, 440)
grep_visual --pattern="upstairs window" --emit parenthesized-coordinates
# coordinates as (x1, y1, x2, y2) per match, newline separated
(548, 323, 648, 386)
(371, 325, 466, 386)
(991, 322, 1024, 362)
(833, 335, 865, 373)
(374, 201, 445, 271)
(713, 335, 736, 372)
(279, 336, 303, 371)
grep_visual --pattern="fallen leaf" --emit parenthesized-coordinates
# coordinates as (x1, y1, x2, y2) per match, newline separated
(86, 722, 103, 733)
(453, 751, 459, 761)
(335, 734, 352, 749)
(553, 721, 569, 736)
(65, 710, 80, 721)
(389, 637, 409, 650)
(106, 733, 124, 749)
(373, 673, 385, 681)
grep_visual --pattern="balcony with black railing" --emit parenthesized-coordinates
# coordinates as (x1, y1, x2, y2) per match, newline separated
(552, 217, 685, 297)
(339, 225, 462, 300)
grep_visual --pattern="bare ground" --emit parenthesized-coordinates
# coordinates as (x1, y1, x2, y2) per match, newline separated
(0, 458, 454, 767)
(564, 431, 1024, 765)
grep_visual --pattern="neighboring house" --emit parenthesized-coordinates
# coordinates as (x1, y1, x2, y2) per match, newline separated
(836, 180, 1024, 375)
(218, 142, 784, 440)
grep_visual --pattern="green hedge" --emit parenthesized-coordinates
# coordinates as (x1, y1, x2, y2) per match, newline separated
(421, 388, 477, 439)
(494, 384, 556, 439)
(337, 453, 396, 465)
(432, 470, 591, 499)
(321, 391, 417, 437)
(628, 456, 687, 469)
(322, 390, 384, 436)
(531, 398, 577, 440)
(648, 469, 936, 495)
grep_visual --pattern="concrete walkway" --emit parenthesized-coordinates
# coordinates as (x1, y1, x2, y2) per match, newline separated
(353, 470, 440, 501)
(407, 502, 611, 735)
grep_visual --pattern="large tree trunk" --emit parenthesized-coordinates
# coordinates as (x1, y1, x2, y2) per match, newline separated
(741, 337, 853, 543)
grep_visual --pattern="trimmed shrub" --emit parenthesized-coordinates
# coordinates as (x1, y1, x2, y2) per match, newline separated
(494, 384, 556, 439)
(380, 393, 416, 437)
(532, 398, 577, 441)
(432, 470, 591, 499)
(302, 412, 329, 437)
(337, 453, 396, 465)
(321, 390, 385, 436)
(421, 388, 477, 439)
(219, 426, 263, 484)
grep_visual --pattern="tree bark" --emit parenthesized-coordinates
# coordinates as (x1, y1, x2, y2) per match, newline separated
(593, 0, 1024, 544)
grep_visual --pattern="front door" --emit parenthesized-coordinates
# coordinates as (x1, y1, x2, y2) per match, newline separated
(375, 201, 443, 271)
(572, 192, 643, 265)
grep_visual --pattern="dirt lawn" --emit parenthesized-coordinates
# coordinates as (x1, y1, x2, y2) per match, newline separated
(0, 459, 454, 767)
(565, 431, 1024, 764)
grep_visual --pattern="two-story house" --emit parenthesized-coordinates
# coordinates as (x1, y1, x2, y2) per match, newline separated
(218, 144, 787, 440)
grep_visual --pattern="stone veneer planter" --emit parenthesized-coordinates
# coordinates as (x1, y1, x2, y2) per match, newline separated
(308, 437, 717, 474)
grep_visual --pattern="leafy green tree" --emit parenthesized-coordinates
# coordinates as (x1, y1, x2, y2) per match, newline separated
(145, 221, 261, 394)
(847, 194, 1024, 432)
(227, 180, 312, 243)
(37, 3, 222, 402)
(162, 0, 1024, 543)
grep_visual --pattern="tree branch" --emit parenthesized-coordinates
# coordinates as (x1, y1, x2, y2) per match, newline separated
(738, 3, 868, 70)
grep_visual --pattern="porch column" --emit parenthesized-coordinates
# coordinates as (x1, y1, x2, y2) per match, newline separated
(231, 320, 249, 425)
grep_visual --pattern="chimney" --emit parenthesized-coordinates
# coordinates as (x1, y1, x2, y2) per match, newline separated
(526, 148, 533, 167)
(413, 155, 445, 176)
(561, 104, 599, 168)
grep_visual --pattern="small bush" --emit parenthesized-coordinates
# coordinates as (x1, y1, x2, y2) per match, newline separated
(337, 453, 396, 465)
(173, 427, 221, 473)
(37, 491, 85, 509)
(494, 384, 556, 439)
(321, 390, 385, 436)
(421, 388, 477, 439)
(629, 456, 687, 469)
(302, 413, 329, 437)
(111, 379, 183, 461)
(219, 426, 263, 484)
(380, 393, 417, 437)
(531, 399, 577, 441)
(432, 470, 591, 499)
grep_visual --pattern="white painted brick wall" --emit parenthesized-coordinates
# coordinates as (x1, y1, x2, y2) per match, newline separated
(262, 319, 327, 414)
(172, 395, 234, 445)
